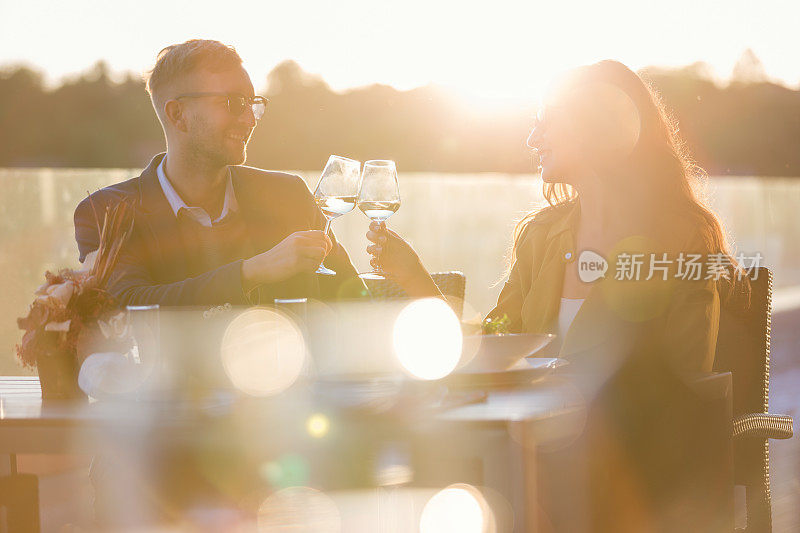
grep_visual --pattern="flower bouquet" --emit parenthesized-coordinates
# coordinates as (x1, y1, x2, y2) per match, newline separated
(15, 198, 135, 399)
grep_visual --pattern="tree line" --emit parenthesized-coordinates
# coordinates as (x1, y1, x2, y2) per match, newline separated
(1, 55, 798, 176)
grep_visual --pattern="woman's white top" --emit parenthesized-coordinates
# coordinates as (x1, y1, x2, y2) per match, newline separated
(557, 297, 585, 344)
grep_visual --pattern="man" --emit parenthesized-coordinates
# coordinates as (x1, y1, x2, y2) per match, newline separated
(74, 39, 364, 306)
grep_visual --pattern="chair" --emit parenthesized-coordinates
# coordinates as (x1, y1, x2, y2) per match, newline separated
(364, 271, 466, 319)
(0, 468, 40, 533)
(713, 267, 793, 532)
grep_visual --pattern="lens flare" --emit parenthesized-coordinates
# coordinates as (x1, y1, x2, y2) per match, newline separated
(306, 413, 330, 438)
(220, 308, 306, 396)
(420, 484, 492, 533)
(258, 486, 341, 532)
(392, 298, 463, 380)
(260, 454, 310, 489)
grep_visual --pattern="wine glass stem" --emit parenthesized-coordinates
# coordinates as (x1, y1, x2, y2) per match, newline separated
(317, 216, 334, 271)
(372, 218, 385, 274)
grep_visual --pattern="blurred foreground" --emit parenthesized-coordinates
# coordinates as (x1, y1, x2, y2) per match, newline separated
(3, 298, 786, 531)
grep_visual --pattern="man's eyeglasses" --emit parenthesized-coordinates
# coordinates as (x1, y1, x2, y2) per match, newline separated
(175, 93, 268, 120)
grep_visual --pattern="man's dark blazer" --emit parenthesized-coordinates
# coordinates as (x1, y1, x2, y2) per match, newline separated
(74, 153, 366, 306)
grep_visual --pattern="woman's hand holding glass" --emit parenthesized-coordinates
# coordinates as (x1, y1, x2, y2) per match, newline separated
(365, 222, 441, 297)
(356, 160, 400, 280)
(356, 159, 440, 297)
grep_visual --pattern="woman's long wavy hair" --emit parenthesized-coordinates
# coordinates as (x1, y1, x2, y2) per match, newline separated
(512, 60, 736, 264)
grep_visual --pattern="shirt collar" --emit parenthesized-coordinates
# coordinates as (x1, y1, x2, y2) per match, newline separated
(546, 199, 581, 240)
(156, 157, 238, 227)
(545, 199, 581, 263)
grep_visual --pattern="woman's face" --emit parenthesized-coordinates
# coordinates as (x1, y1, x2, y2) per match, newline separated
(527, 83, 641, 187)
(527, 101, 587, 185)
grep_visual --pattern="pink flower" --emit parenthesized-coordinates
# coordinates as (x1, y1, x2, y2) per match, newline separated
(36, 280, 76, 309)
(44, 319, 71, 332)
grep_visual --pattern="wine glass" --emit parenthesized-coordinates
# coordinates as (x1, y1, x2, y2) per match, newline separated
(357, 160, 401, 280)
(314, 155, 362, 276)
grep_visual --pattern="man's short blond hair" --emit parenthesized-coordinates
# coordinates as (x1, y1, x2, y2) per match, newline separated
(145, 39, 243, 120)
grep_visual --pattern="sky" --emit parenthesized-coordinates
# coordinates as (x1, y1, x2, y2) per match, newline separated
(1, 0, 798, 103)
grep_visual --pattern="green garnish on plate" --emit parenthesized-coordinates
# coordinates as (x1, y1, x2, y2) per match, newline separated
(481, 313, 510, 335)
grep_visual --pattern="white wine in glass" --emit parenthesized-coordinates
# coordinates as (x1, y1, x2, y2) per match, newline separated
(314, 155, 362, 276)
(357, 200, 399, 221)
(358, 160, 400, 280)
(317, 195, 358, 217)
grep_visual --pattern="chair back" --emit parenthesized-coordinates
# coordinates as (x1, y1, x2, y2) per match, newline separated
(713, 266, 772, 531)
(364, 271, 466, 319)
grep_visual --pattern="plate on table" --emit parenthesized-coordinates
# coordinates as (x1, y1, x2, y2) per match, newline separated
(446, 357, 568, 389)
(458, 333, 556, 373)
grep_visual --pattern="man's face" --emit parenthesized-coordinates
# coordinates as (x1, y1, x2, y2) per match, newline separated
(179, 65, 257, 166)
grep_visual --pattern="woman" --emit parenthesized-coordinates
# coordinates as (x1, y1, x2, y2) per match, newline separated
(369, 60, 744, 531)
(366, 60, 738, 373)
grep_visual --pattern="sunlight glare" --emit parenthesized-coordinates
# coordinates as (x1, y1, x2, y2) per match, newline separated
(420, 484, 493, 533)
(392, 298, 463, 380)
(220, 308, 306, 396)
(306, 413, 330, 439)
(258, 486, 341, 532)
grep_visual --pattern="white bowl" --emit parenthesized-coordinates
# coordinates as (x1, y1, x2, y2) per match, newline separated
(459, 333, 556, 373)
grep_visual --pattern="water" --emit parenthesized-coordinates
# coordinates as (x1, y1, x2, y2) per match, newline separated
(2, 168, 800, 374)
